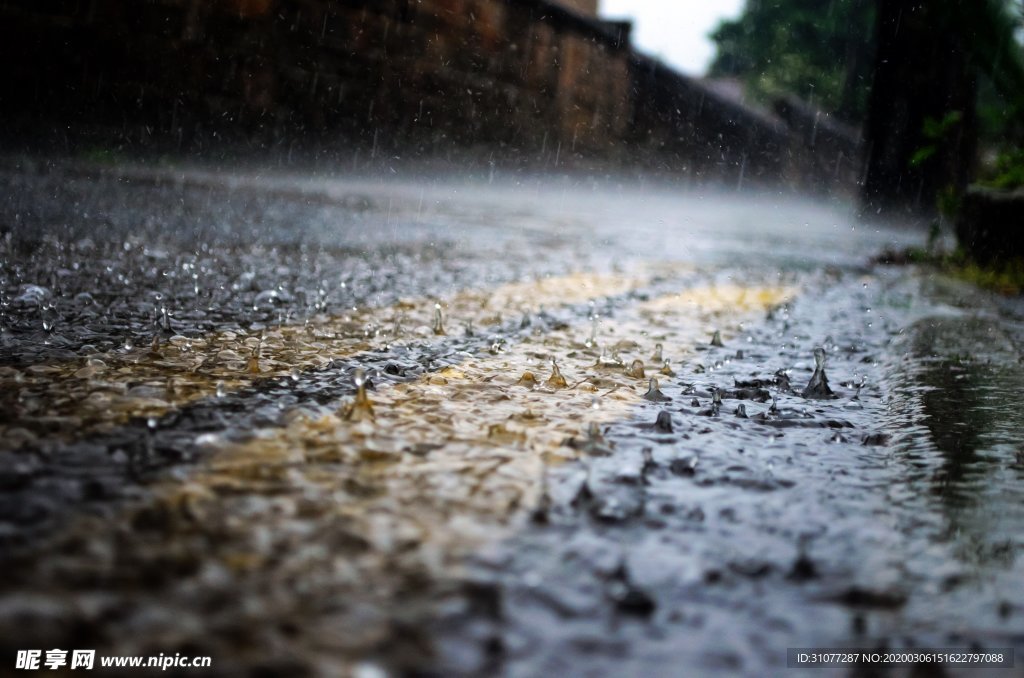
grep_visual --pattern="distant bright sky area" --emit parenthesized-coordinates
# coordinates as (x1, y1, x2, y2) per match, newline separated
(601, 0, 746, 75)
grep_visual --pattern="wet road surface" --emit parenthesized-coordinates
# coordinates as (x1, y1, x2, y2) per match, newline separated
(1, 158, 1023, 676)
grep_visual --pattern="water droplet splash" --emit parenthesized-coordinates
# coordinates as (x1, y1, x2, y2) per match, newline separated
(569, 421, 613, 456)
(802, 347, 835, 399)
(707, 387, 723, 416)
(432, 303, 446, 336)
(342, 368, 375, 422)
(247, 344, 262, 374)
(545, 360, 568, 389)
(160, 306, 173, 335)
(517, 371, 538, 389)
(643, 377, 671, 402)
(585, 315, 599, 348)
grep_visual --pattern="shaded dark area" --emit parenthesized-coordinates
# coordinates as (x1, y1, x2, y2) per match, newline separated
(0, 0, 861, 193)
(861, 0, 978, 219)
(0, 0, 633, 159)
(957, 186, 1024, 265)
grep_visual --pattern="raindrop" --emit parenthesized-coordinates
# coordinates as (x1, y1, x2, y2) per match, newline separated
(802, 347, 835, 399)
(650, 342, 663, 363)
(586, 315, 600, 348)
(343, 368, 375, 421)
(625, 359, 645, 379)
(643, 377, 670, 402)
(432, 303, 445, 336)
(710, 330, 724, 347)
(546, 360, 568, 389)
(516, 372, 538, 389)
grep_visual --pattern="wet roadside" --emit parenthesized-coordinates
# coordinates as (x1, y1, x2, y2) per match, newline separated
(1, 158, 1021, 676)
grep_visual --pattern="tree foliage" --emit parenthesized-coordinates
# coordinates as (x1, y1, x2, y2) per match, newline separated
(708, 0, 875, 123)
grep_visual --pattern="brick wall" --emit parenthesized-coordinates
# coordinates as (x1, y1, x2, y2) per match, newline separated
(0, 0, 859, 193)
(0, 0, 631, 158)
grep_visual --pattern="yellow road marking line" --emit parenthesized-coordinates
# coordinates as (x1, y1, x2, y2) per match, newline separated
(158, 281, 794, 584)
(16, 278, 794, 672)
(0, 272, 649, 448)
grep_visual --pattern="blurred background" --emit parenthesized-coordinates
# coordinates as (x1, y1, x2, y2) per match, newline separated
(4, 0, 1021, 222)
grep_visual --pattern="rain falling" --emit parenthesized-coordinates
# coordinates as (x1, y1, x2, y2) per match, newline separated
(1, 0, 1023, 676)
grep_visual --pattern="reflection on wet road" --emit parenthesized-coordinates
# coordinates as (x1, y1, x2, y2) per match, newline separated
(1, 160, 1022, 675)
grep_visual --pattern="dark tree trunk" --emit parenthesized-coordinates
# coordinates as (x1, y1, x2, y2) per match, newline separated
(837, 0, 875, 124)
(861, 0, 977, 220)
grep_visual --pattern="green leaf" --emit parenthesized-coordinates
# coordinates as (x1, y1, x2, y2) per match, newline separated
(910, 145, 938, 168)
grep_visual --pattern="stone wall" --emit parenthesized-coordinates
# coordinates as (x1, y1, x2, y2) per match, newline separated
(0, 0, 632, 159)
(0, 0, 859, 193)
(627, 57, 790, 185)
